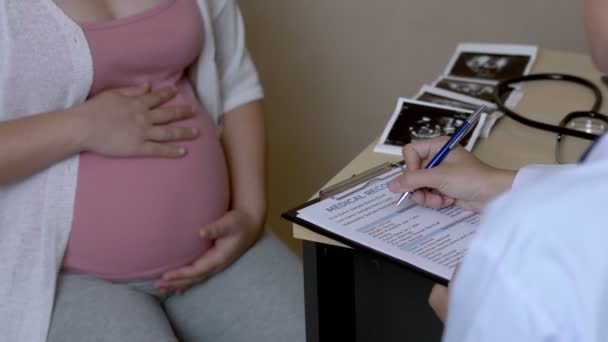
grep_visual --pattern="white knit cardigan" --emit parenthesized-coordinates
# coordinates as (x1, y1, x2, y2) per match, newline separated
(0, 1, 263, 340)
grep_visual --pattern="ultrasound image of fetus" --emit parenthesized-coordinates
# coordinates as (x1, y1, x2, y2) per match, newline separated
(465, 55, 509, 78)
(409, 116, 464, 141)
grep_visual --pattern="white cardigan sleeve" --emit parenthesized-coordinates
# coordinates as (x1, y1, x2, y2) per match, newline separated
(210, 0, 263, 115)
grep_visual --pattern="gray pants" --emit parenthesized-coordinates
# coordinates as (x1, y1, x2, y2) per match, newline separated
(47, 232, 306, 342)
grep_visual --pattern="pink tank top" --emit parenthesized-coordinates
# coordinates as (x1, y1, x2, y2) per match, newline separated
(62, 0, 230, 281)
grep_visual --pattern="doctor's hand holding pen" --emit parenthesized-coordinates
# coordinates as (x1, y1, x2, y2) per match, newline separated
(388, 136, 517, 212)
(388, 136, 516, 322)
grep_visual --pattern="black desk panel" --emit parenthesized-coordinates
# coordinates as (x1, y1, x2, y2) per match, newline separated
(303, 241, 443, 342)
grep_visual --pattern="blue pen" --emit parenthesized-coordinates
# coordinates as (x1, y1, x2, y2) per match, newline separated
(395, 105, 485, 207)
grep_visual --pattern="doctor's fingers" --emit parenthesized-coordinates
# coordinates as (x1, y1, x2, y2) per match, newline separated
(402, 136, 452, 171)
(390, 167, 451, 195)
(412, 189, 455, 209)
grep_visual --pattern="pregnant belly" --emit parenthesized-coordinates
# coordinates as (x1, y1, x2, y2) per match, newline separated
(63, 100, 230, 281)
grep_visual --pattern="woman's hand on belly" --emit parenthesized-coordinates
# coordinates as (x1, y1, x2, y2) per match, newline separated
(153, 208, 264, 294)
(78, 85, 199, 158)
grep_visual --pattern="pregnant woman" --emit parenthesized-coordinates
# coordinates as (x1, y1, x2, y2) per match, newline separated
(0, 1, 304, 341)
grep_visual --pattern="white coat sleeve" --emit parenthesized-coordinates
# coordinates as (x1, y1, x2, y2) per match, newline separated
(511, 164, 575, 190)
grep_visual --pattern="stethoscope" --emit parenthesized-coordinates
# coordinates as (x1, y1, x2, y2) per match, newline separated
(493, 73, 607, 162)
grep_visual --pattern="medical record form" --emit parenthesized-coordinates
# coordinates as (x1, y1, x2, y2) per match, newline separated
(283, 165, 478, 284)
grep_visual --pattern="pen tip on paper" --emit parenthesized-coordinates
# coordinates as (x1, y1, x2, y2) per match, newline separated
(395, 192, 410, 207)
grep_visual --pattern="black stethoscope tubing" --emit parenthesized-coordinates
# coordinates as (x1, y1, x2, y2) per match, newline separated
(493, 73, 603, 141)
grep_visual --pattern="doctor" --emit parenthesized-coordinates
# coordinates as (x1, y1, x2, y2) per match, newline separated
(388, 0, 608, 340)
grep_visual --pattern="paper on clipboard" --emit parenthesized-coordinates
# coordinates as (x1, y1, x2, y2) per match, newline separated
(282, 163, 479, 283)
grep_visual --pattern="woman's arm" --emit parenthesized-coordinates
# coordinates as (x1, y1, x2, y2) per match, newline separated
(0, 86, 198, 186)
(211, 0, 266, 223)
(221, 100, 267, 230)
(211, 0, 266, 226)
(0, 108, 86, 185)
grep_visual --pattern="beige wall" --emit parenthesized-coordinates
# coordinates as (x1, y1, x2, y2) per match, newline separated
(239, 0, 588, 254)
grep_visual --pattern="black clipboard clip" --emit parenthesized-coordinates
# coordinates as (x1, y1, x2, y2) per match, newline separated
(319, 161, 405, 200)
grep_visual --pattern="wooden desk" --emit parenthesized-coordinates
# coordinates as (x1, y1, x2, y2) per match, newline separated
(293, 50, 608, 342)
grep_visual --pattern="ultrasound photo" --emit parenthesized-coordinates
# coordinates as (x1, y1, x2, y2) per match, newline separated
(416, 92, 479, 111)
(384, 102, 471, 147)
(375, 44, 535, 156)
(449, 52, 531, 81)
(435, 78, 497, 102)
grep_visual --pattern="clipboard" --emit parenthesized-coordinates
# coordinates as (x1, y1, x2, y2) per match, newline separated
(282, 161, 456, 285)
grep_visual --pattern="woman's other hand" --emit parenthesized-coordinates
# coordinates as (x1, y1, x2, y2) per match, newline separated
(388, 137, 516, 212)
(77, 85, 199, 158)
(153, 209, 264, 294)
